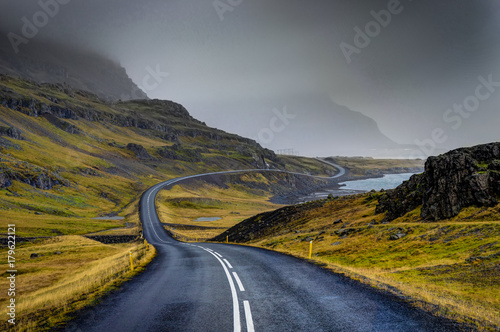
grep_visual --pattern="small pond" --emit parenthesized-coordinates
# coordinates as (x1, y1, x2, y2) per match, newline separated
(193, 217, 222, 222)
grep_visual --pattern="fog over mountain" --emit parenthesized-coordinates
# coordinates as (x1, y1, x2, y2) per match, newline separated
(0, 0, 499, 157)
(0, 37, 147, 102)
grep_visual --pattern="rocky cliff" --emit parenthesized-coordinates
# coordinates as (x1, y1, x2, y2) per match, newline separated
(376, 142, 500, 221)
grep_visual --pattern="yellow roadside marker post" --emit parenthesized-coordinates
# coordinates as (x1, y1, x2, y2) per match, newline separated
(129, 251, 134, 271)
(308, 240, 313, 259)
(226, 236, 229, 243)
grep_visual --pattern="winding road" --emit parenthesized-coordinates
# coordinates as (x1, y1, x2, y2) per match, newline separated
(65, 167, 459, 332)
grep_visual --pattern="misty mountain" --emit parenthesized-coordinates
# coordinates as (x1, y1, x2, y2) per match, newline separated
(283, 95, 401, 157)
(202, 93, 407, 157)
(0, 35, 147, 102)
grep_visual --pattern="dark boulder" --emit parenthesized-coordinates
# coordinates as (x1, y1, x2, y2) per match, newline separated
(421, 145, 498, 220)
(375, 173, 425, 221)
(0, 126, 23, 140)
(0, 172, 12, 188)
(389, 233, 406, 240)
(377, 142, 500, 221)
(126, 143, 154, 160)
(42, 113, 79, 134)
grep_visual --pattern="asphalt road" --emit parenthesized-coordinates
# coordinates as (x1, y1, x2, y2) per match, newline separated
(314, 158, 346, 179)
(65, 169, 460, 332)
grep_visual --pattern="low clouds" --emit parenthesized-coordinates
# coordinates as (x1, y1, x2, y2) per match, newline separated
(1, 0, 498, 156)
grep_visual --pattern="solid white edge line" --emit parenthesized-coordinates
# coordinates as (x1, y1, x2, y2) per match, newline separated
(243, 301, 255, 332)
(224, 259, 233, 269)
(214, 251, 223, 258)
(205, 250, 241, 332)
(232, 272, 245, 292)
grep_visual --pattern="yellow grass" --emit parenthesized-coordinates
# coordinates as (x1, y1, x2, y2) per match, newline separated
(0, 236, 156, 331)
(243, 195, 500, 330)
(157, 181, 284, 241)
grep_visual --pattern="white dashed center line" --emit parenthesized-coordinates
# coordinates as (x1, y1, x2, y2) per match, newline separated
(232, 272, 245, 292)
(199, 246, 255, 331)
(244, 301, 255, 332)
(224, 259, 233, 268)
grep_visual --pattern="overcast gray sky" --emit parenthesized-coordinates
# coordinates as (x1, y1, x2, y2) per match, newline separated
(1, 0, 499, 157)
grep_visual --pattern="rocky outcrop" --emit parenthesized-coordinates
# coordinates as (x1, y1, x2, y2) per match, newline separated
(421, 146, 499, 220)
(157, 144, 203, 162)
(376, 173, 425, 221)
(0, 171, 12, 188)
(42, 114, 79, 134)
(85, 235, 139, 244)
(126, 143, 154, 160)
(0, 161, 70, 190)
(0, 126, 23, 139)
(211, 200, 327, 243)
(376, 142, 500, 221)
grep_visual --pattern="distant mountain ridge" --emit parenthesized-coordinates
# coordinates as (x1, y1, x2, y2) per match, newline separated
(0, 35, 147, 102)
(246, 93, 402, 156)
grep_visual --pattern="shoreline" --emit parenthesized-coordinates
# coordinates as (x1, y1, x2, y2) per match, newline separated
(274, 170, 420, 205)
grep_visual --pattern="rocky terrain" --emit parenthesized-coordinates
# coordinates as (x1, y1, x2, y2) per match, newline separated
(211, 199, 328, 242)
(376, 142, 500, 221)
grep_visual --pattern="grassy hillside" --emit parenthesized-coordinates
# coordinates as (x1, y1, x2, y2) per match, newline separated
(0, 236, 155, 331)
(211, 194, 500, 330)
